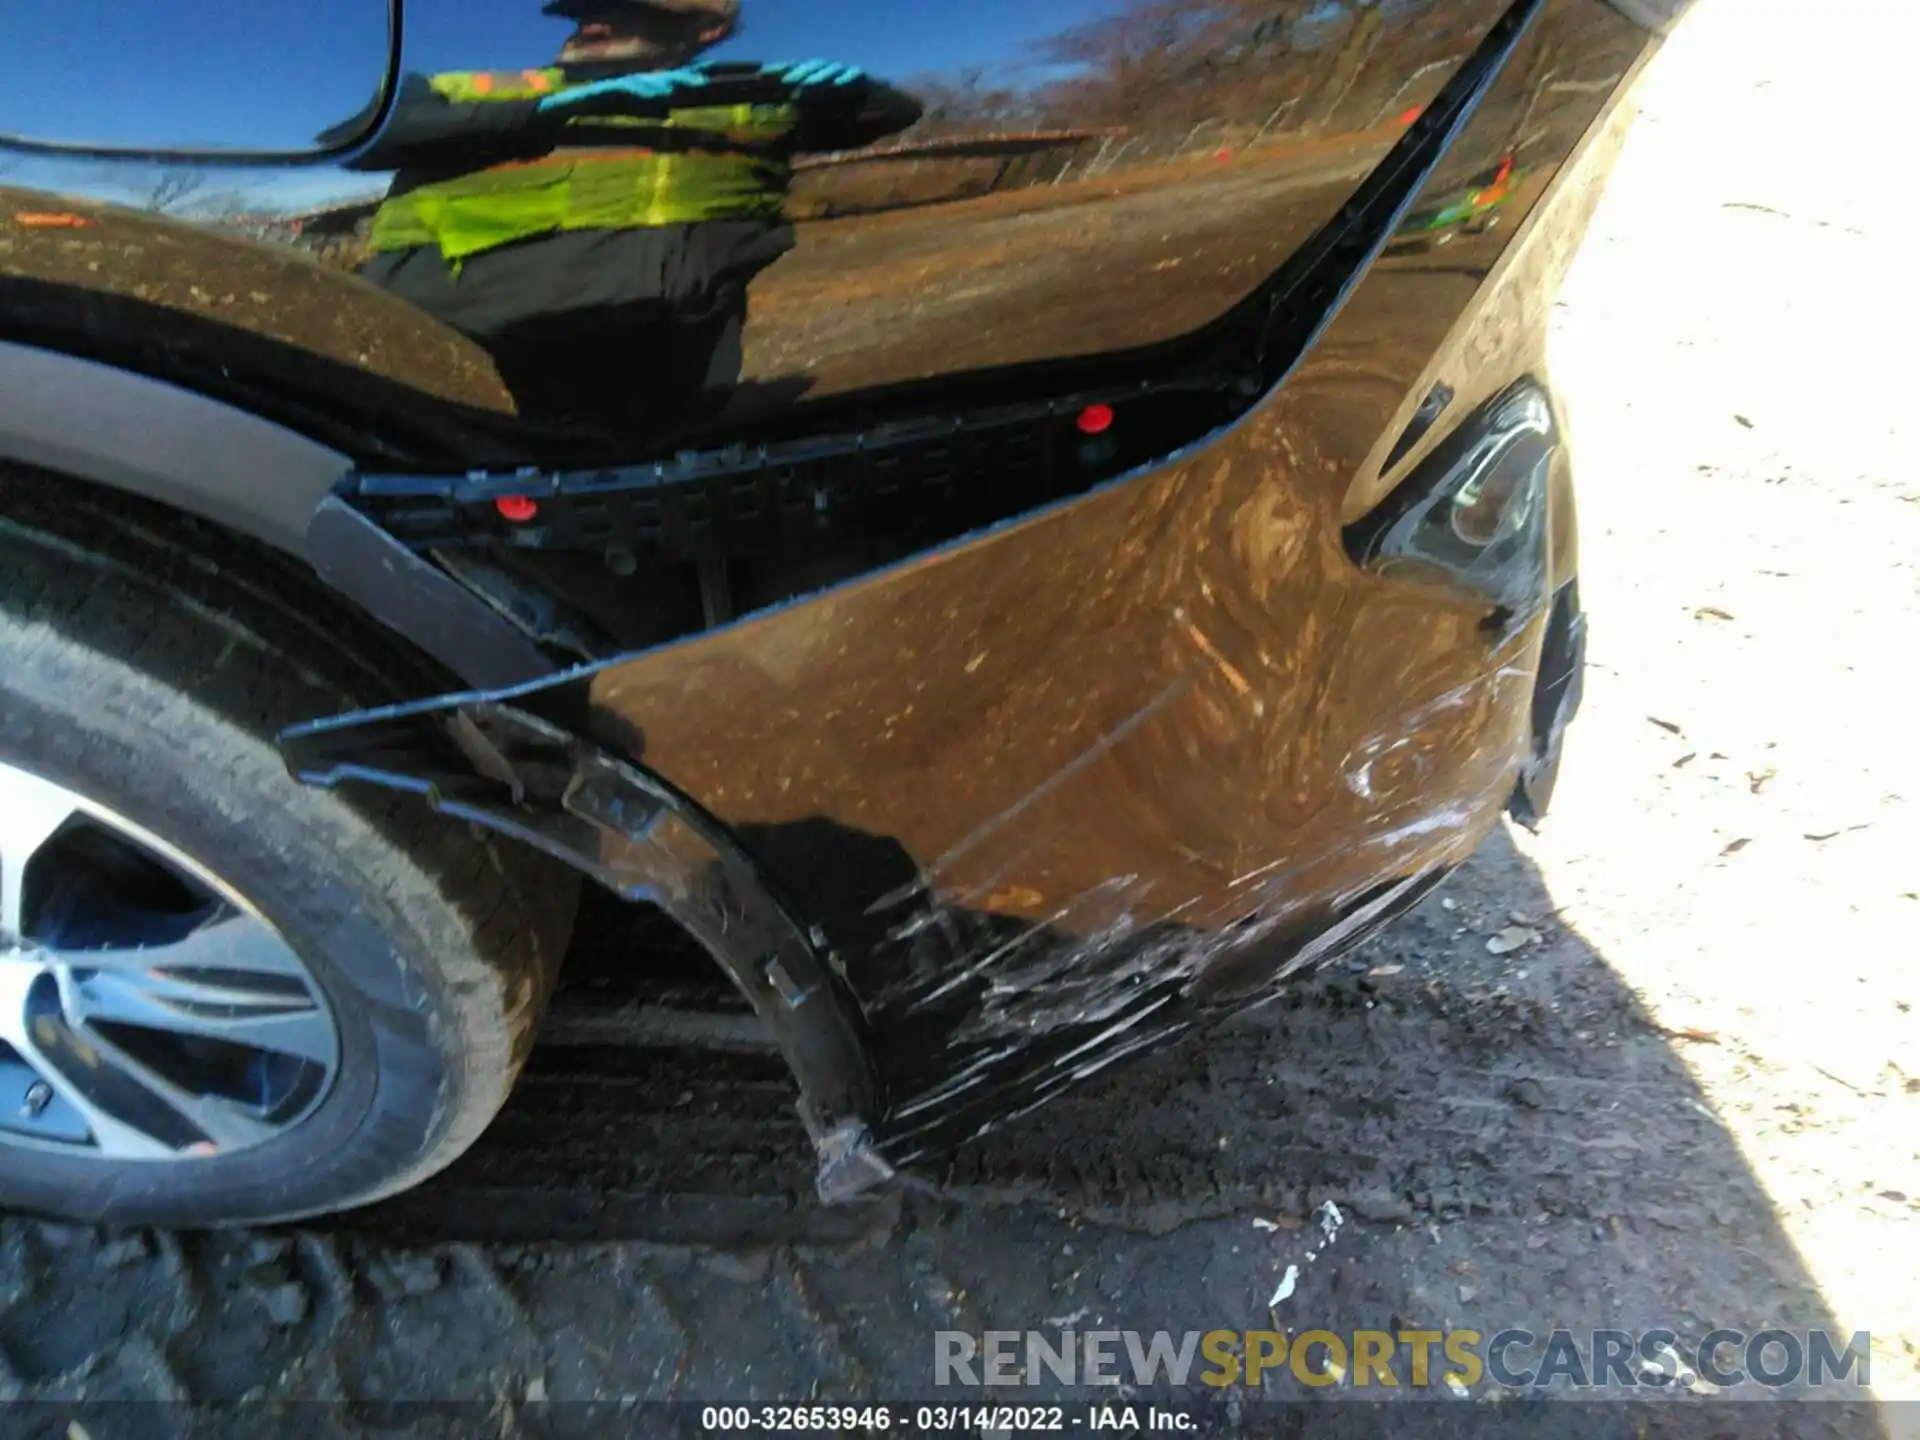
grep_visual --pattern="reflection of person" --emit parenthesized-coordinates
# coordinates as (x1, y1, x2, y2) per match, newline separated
(346, 0, 921, 433)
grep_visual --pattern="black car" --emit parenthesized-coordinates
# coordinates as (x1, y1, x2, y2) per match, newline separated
(0, 0, 1680, 1226)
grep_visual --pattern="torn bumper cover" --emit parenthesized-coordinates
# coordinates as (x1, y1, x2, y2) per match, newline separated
(284, 0, 1637, 1200)
(285, 371, 1585, 1198)
(282, 701, 895, 1203)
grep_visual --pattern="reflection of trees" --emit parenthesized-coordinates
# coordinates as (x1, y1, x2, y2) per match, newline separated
(915, 0, 1495, 145)
(912, 69, 1047, 137)
(142, 167, 207, 215)
(138, 166, 254, 224)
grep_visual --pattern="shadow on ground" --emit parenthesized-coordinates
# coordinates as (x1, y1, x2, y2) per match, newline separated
(0, 828, 1889, 1436)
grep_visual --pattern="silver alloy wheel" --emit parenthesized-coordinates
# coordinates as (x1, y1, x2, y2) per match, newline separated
(0, 759, 339, 1160)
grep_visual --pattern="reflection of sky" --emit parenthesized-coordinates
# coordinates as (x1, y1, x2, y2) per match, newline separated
(406, 0, 1128, 85)
(1, 0, 392, 152)
(2, 0, 1126, 212)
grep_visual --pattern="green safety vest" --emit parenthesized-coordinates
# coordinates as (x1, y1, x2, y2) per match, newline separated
(370, 68, 797, 262)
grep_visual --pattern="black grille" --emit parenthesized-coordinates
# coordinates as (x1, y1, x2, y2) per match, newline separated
(357, 408, 1079, 566)
(348, 382, 1241, 569)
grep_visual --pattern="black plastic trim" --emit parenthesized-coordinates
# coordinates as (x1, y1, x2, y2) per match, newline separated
(1510, 580, 1587, 829)
(305, 499, 561, 689)
(282, 699, 892, 1201)
(0, 341, 347, 555)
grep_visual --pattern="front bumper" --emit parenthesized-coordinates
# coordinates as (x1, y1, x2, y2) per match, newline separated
(285, 0, 1647, 1198)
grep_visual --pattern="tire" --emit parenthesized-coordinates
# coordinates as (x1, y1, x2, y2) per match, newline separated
(0, 472, 578, 1227)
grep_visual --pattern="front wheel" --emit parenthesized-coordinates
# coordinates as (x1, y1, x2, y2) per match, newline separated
(0, 476, 576, 1227)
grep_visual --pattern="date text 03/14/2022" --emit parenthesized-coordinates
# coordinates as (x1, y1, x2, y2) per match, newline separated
(698, 1404, 1194, 1432)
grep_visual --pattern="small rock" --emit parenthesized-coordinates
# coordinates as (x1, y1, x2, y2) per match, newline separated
(370, 1252, 444, 1300)
(699, 1250, 774, 1283)
(1348, 1189, 1415, 1223)
(1734, 414, 1754, 428)
(1526, 1233, 1551, 1251)
(96, 1232, 151, 1271)
(1487, 926, 1536, 956)
(1508, 1078, 1548, 1109)
(1458, 1284, 1479, 1304)
(239, 1236, 293, 1271)
(1720, 837, 1752, 856)
(257, 1280, 310, 1329)
(1647, 716, 1684, 734)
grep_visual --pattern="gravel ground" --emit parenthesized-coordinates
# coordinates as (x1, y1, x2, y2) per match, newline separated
(1, 0, 1914, 1433)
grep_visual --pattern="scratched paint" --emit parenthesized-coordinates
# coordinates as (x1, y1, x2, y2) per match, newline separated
(283, 0, 1652, 1194)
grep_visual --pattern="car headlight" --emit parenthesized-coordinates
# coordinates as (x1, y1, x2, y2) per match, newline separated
(1347, 380, 1556, 623)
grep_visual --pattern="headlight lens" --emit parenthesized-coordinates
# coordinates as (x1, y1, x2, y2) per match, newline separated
(1347, 381, 1556, 621)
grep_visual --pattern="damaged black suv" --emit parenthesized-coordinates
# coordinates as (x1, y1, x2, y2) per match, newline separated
(0, 0, 1673, 1226)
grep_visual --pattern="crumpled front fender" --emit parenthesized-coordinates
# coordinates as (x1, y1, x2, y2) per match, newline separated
(285, 0, 1648, 1199)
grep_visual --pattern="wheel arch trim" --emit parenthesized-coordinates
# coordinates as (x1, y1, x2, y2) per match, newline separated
(0, 342, 559, 691)
(0, 340, 347, 556)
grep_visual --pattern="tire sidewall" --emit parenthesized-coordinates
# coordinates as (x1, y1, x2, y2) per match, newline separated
(0, 612, 472, 1227)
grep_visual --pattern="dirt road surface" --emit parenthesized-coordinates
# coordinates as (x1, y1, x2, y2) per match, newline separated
(1, 0, 1913, 1432)
(742, 134, 1383, 399)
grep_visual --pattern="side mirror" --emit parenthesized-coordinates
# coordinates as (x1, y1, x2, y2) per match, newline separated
(0, 0, 399, 163)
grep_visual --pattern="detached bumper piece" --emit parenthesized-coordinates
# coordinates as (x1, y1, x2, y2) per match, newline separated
(1511, 582, 1588, 828)
(281, 700, 893, 1202)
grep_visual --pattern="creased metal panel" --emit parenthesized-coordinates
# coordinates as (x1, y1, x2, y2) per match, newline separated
(573, 0, 1653, 1157)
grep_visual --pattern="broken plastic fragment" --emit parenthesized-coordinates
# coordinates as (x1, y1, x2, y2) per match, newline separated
(1268, 1265, 1299, 1307)
(1316, 1200, 1345, 1242)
